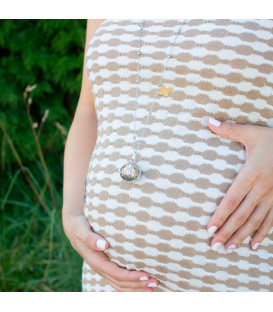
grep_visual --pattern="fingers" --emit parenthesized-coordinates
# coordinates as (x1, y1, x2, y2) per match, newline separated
(222, 201, 271, 253)
(207, 118, 255, 146)
(250, 207, 273, 249)
(83, 243, 159, 292)
(98, 255, 158, 285)
(73, 216, 160, 291)
(105, 278, 156, 292)
(84, 231, 109, 251)
(75, 216, 109, 251)
(207, 163, 256, 237)
(210, 184, 262, 251)
(103, 274, 158, 292)
(103, 269, 159, 290)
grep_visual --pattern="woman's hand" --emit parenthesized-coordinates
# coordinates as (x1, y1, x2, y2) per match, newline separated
(62, 213, 159, 291)
(206, 117, 273, 253)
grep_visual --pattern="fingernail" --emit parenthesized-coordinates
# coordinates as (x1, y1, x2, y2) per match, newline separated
(208, 117, 221, 127)
(139, 276, 149, 281)
(96, 239, 107, 250)
(227, 244, 236, 253)
(208, 225, 217, 236)
(211, 242, 222, 251)
(148, 282, 158, 287)
(252, 242, 259, 250)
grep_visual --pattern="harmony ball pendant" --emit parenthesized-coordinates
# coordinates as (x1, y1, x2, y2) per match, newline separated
(120, 161, 142, 182)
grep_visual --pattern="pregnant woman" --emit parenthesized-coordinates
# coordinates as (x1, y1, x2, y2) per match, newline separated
(62, 19, 273, 292)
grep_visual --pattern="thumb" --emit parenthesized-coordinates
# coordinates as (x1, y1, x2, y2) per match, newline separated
(79, 215, 109, 251)
(88, 230, 109, 251)
(84, 223, 109, 251)
(207, 117, 247, 145)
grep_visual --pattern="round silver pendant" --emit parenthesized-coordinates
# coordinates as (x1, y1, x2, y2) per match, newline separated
(120, 161, 142, 182)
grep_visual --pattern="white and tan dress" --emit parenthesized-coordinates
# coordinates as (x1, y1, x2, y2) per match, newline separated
(82, 19, 273, 292)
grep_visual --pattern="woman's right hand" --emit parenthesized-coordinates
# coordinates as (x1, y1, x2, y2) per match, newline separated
(63, 214, 159, 292)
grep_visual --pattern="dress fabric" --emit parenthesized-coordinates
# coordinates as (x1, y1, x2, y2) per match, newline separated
(82, 19, 273, 292)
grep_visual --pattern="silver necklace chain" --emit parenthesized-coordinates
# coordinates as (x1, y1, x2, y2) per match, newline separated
(132, 19, 186, 162)
(119, 19, 187, 182)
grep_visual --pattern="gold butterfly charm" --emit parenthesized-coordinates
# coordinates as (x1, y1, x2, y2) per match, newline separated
(158, 84, 173, 97)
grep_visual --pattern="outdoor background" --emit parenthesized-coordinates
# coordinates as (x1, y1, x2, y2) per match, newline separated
(0, 19, 87, 291)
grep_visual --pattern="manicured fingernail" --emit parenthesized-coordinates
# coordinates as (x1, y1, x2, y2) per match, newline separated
(227, 244, 236, 253)
(209, 117, 221, 127)
(208, 225, 217, 236)
(211, 242, 222, 251)
(252, 242, 259, 250)
(96, 239, 107, 250)
(139, 276, 149, 281)
(148, 282, 157, 287)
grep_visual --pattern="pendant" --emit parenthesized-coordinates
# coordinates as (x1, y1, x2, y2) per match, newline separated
(120, 161, 142, 182)
(158, 84, 173, 97)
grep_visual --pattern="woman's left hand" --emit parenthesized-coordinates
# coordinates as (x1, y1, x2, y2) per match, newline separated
(206, 117, 273, 253)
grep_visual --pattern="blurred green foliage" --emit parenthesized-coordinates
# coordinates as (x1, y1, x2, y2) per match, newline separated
(0, 19, 87, 291)
(0, 19, 86, 166)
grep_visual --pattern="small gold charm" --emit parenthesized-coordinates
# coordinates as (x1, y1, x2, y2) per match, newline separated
(158, 84, 173, 97)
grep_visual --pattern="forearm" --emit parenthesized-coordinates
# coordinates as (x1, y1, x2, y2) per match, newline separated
(62, 105, 97, 222)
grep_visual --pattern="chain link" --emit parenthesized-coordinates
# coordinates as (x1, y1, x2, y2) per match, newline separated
(131, 19, 187, 163)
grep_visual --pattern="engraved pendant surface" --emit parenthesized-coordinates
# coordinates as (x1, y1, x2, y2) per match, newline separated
(120, 161, 142, 182)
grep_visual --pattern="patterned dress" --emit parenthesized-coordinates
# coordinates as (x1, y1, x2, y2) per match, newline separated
(82, 19, 273, 291)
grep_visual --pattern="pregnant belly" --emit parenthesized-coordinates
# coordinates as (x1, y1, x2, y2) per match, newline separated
(83, 139, 250, 291)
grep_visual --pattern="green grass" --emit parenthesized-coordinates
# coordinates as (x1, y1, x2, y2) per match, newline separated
(0, 86, 82, 292)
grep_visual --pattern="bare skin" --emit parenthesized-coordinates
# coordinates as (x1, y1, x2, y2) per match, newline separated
(207, 118, 273, 253)
(62, 19, 159, 292)
(63, 19, 273, 290)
